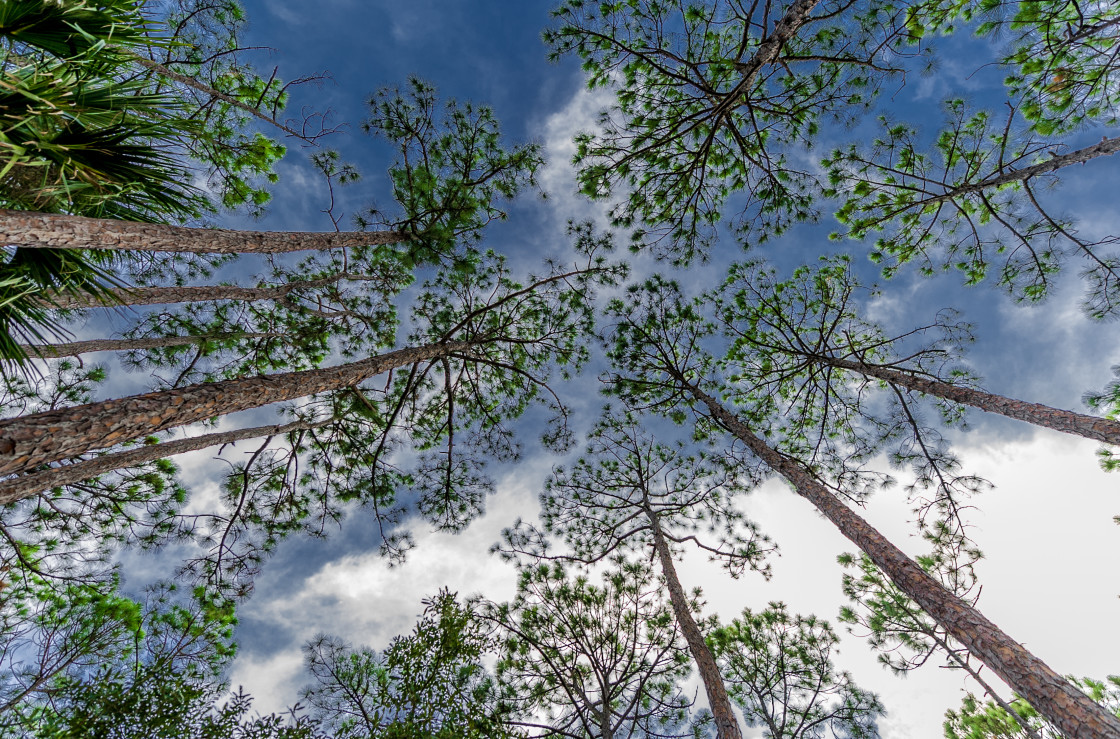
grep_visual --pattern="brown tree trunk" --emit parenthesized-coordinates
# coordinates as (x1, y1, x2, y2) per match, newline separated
(646, 509, 742, 739)
(811, 354, 1120, 446)
(679, 378, 1120, 739)
(46, 272, 379, 309)
(0, 417, 329, 506)
(23, 333, 279, 358)
(0, 340, 472, 477)
(0, 209, 405, 253)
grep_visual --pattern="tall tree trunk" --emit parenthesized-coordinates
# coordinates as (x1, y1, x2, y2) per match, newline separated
(809, 353, 1120, 446)
(23, 333, 280, 358)
(677, 376, 1120, 739)
(646, 509, 742, 739)
(45, 272, 381, 309)
(0, 417, 328, 506)
(0, 209, 405, 253)
(0, 340, 472, 476)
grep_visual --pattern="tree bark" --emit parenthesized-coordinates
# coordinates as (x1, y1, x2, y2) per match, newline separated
(0, 209, 406, 253)
(646, 509, 742, 739)
(0, 417, 329, 506)
(23, 333, 279, 358)
(679, 377, 1120, 739)
(810, 354, 1120, 446)
(0, 340, 472, 477)
(45, 272, 380, 309)
(727, 0, 822, 105)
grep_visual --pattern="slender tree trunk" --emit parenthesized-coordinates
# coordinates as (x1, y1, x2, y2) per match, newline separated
(0, 209, 405, 253)
(22, 333, 279, 358)
(678, 377, 1120, 739)
(926, 135, 1120, 206)
(0, 417, 329, 506)
(45, 272, 380, 309)
(646, 509, 742, 739)
(0, 340, 472, 477)
(810, 354, 1120, 446)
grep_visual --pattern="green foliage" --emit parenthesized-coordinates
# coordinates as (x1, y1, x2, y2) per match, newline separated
(302, 590, 514, 739)
(904, 0, 1120, 133)
(606, 262, 988, 552)
(169, 235, 623, 593)
(0, 361, 193, 585)
(546, 0, 922, 261)
(708, 602, 884, 738)
(713, 258, 989, 541)
(490, 561, 694, 738)
(0, 576, 238, 727)
(1083, 367, 1120, 471)
(824, 102, 1119, 314)
(28, 675, 323, 739)
(943, 676, 1120, 739)
(362, 78, 544, 264)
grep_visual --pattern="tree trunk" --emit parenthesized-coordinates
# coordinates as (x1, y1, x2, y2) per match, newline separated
(0, 209, 405, 253)
(0, 340, 472, 477)
(46, 272, 379, 309)
(23, 333, 280, 358)
(0, 417, 329, 506)
(646, 509, 742, 739)
(679, 378, 1120, 739)
(811, 354, 1120, 446)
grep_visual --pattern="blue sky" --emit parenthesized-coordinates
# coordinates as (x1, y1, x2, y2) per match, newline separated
(106, 2, 1120, 736)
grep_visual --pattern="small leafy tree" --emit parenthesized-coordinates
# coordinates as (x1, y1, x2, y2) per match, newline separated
(301, 590, 515, 739)
(944, 676, 1120, 739)
(708, 602, 884, 739)
(488, 561, 694, 739)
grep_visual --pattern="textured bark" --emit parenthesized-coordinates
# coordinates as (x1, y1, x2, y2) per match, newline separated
(23, 333, 279, 358)
(0, 209, 406, 253)
(681, 378, 1120, 739)
(46, 272, 374, 309)
(0, 340, 472, 476)
(728, 0, 822, 102)
(0, 417, 328, 506)
(646, 510, 742, 739)
(813, 354, 1120, 446)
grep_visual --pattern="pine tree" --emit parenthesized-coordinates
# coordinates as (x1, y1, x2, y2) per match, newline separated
(544, 0, 919, 260)
(487, 561, 694, 739)
(302, 590, 515, 739)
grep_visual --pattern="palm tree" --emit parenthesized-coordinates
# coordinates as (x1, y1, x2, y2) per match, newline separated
(1, 0, 208, 366)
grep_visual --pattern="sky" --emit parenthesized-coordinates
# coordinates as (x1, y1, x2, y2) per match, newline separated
(102, 1, 1120, 737)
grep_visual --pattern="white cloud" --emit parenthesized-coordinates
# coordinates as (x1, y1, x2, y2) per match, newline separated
(535, 85, 616, 232)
